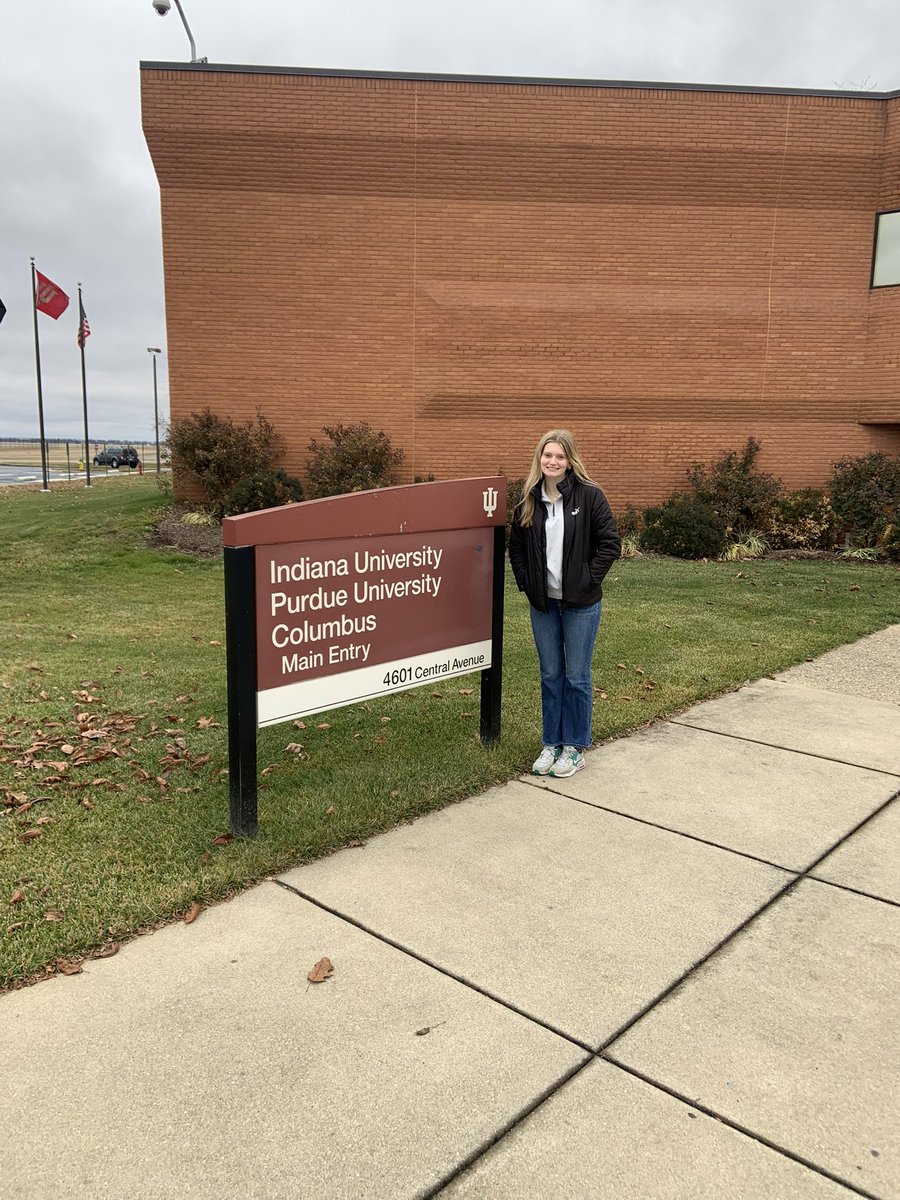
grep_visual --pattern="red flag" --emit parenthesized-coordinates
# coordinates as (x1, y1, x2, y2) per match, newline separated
(35, 272, 69, 320)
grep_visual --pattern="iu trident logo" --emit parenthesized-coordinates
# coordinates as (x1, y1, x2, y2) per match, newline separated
(482, 486, 499, 518)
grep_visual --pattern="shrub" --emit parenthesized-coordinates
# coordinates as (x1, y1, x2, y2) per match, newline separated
(829, 452, 900, 548)
(640, 495, 727, 559)
(306, 422, 404, 498)
(505, 477, 525, 546)
(685, 438, 782, 537)
(876, 522, 900, 562)
(616, 504, 643, 539)
(224, 469, 305, 516)
(167, 408, 283, 512)
(767, 489, 838, 550)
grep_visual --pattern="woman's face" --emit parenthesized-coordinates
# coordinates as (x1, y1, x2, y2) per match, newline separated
(540, 441, 570, 482)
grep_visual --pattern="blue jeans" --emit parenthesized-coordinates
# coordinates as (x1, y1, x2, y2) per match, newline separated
(529, 600, 601, 750)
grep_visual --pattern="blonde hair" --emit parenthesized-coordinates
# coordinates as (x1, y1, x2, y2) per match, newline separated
(516, 429, 598, 527)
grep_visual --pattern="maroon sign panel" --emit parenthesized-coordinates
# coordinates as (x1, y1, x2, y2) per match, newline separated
(223, 477, 505, 727)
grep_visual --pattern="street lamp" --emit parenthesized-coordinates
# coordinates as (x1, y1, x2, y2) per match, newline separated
(147, 348, 162, 474)
(150, 0, 207, 64)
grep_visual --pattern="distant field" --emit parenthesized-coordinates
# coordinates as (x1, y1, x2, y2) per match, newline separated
(0, 441, 160, 471)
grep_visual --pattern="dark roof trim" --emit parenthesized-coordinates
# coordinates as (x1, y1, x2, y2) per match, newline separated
(139, 61, 900, 100)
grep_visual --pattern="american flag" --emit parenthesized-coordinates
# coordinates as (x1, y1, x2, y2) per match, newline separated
(77, 306, 90, 348)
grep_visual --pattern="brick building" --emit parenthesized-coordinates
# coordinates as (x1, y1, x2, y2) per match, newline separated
(140, 64, 900, 509)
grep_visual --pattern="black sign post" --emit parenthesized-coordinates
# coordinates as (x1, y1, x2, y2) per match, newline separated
(224, 545, 258, 838)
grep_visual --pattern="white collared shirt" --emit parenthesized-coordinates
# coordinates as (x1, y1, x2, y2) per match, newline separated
(542, 486, 564, 599)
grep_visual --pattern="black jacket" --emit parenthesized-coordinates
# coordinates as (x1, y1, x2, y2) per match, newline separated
(508, 472, 621, 611)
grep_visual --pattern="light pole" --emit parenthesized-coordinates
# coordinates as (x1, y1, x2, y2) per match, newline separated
(147, 348, 162, 474)
(150, 0, 207, 63)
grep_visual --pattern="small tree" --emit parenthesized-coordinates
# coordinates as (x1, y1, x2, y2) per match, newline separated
(167, 408, 284, 512)
(306, 422, 404, 498)
(685, 437, 782, 537)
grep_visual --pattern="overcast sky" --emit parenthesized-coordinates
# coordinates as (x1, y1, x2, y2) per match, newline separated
(1, 0, 897, 443)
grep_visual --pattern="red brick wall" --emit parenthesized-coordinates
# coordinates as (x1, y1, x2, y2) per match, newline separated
(140, 68, 900, 509)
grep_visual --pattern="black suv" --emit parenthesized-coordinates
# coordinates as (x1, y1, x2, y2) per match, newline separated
(93, 446, 140, 469)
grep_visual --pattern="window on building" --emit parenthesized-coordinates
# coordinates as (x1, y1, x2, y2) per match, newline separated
(872, 210, 900, 288)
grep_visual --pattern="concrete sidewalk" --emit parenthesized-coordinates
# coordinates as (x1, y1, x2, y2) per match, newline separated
(3, 627, 899, 1200)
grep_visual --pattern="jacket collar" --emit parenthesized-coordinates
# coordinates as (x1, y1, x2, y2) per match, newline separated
(530, 468, 576, 502)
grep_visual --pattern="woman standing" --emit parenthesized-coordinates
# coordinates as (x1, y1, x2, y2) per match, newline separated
(508, 430, 620, 777)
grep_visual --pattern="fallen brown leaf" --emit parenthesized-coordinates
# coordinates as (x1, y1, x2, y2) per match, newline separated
(307, 956, 334, 983)
(9, 889, 25, 905)
(849, 584, 861, 592)
(316, 722, 331, 730)
(19, 829, 42, 841)
(60, 744, 75, 755)
(208, 640, 222, 647)
(95, 942, 119, 959)
(7, 922, 24, 933)
(458, 688, 474, 696)
(57, 959, 83, 976)
(43, 910, 64, 922)
(293, 720, 306, 730)
(184, 902, 203, 925)
(211, 832, 233, 846)
(325, 805, 335, 816)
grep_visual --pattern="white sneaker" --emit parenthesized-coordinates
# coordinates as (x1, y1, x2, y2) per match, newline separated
(532, 746, 560, 775)
(548, 746, 585, 778)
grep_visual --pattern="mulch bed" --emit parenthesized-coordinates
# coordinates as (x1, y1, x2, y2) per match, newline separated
(146, 504, 222, 558)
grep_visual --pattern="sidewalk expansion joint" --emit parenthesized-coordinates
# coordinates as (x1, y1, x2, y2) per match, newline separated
(270, 878, 595, 1053)
(667, 720, 900, 777)
(598, 873, 805, 1055)
(521, 776, 805, 874)
(417, 1055, 596, 1200)
(599, 1057, 883, 1200)
(807, 876, 900, 910)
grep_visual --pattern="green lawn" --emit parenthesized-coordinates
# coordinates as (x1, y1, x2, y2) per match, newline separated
(1, 478, 898, 989)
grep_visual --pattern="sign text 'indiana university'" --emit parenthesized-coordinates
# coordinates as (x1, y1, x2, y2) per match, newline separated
(222, 478, 506, 836)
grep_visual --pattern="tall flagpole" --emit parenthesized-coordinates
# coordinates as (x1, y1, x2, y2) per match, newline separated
(30, 257, 50, 492)
(77, 284, 92, 487)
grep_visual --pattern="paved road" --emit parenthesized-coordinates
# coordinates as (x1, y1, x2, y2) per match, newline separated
(0, 464, 142, 485)
(0, 464, 80, 485)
